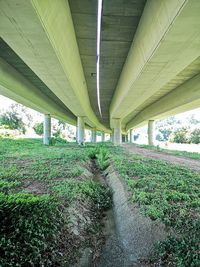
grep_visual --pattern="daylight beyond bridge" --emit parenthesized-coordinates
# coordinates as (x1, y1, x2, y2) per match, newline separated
(0, 0, 200, 144)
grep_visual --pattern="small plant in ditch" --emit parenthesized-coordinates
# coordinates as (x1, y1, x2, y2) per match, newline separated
(92, 144, 110, 171)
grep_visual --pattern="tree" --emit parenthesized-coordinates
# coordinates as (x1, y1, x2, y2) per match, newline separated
(189, 114, 200, 125)
(156, 116, 180, 141)
(0, 104, 26, 134)
(33, 122, 43, 135)
(156, 128, 172, 141)
(190, 128, 200, 144)
(170, 127, 190, 144)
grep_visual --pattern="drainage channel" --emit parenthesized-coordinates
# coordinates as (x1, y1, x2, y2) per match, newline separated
(91, 159, 127, 267)
(77, 160, 167, 267)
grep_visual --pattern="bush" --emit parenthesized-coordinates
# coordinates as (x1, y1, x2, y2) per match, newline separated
(170, 127, 190, 144)
(53, 129, 61, 138)
(33, 122, 43, 135)
(0, 193, 63, 266)
(190, 128, 200, 144)
(0, 110, 26, 134)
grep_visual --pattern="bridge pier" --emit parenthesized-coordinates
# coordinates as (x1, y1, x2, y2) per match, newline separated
(101, 132, 105, 142)
(110, 130, 114, 142)
(43, 114, 51, 145)
(77, 117, 85, 145)
(148, 120, 155, 146)
(129, 129, 133, 143)
(91, 128, 96, 143)
(112, 119, 121, 145)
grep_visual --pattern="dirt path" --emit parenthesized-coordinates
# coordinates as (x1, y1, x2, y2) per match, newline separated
(123, 144, 200, 173)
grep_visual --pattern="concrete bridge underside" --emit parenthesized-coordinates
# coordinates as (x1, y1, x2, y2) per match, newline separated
(0, 0, 200, 144)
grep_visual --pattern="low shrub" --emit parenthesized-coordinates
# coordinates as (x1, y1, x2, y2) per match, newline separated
(0, 193, 64, 266)
(190, 128, 200, 144)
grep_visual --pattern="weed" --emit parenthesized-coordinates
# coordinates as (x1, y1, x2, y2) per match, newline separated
(93, 144, 110, 170)
(110, 146, 200, 266)
(0, 192, 64, 266)
(0, 138, 112, 266)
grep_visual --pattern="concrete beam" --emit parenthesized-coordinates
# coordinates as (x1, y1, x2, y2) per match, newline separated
(126, 72, 200, 130)
(0, 0, 110, 133)
(110, 0, 200, 126)
(43, 114, 51, 145)
(0, 57, 76, 125)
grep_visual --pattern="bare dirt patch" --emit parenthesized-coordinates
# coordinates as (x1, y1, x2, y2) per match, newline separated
(124, 144, 200, 173)
(22, 179, 48, 194)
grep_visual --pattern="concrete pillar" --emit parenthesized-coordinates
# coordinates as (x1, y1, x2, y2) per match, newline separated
(101, 132, 105, 142)
(43, 114, 51, 145)
(77, 116, 85, 145)
(129, 129, 133, 143)
(91, 128, 96, 143)
(113, 119, 121, 145)
(110, 129, 114, 142)
(148, 120, 155, 146)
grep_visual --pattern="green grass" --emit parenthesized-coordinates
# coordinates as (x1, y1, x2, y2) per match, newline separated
(138, 144, 200, 160)
(1, 138, 199, 266)
(110, 146, 200, 267)
(0, 138, 112, 266)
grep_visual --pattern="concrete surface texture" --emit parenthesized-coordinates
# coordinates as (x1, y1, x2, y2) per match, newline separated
(0, 0, 200, 134)
(43, 114, 51, 145)
(97, 165, 167, 267)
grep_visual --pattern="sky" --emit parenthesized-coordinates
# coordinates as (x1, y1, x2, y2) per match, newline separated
(0, 94, 200, 125)
(0, 95, 43, 123)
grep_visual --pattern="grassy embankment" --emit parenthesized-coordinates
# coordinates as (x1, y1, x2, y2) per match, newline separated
(109, 146, 200, 267)
(0, 138, 199, 266)
(0, 138, 111, 266)
(138, 144, 200, 160)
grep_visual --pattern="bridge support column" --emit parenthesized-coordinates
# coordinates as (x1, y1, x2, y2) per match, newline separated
(112, 119, 121, 145)
(148, 120, 155, 146)
(91, 128, 96, 143)
(43, 114, 51, 145)
(77, 117, 85, 145)
(129, 129, 133, 143)
(101, 132, 105, 142)
(110, 129, 114, 142)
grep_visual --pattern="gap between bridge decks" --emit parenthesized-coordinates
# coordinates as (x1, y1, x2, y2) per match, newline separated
(96, 0, 103, 117)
